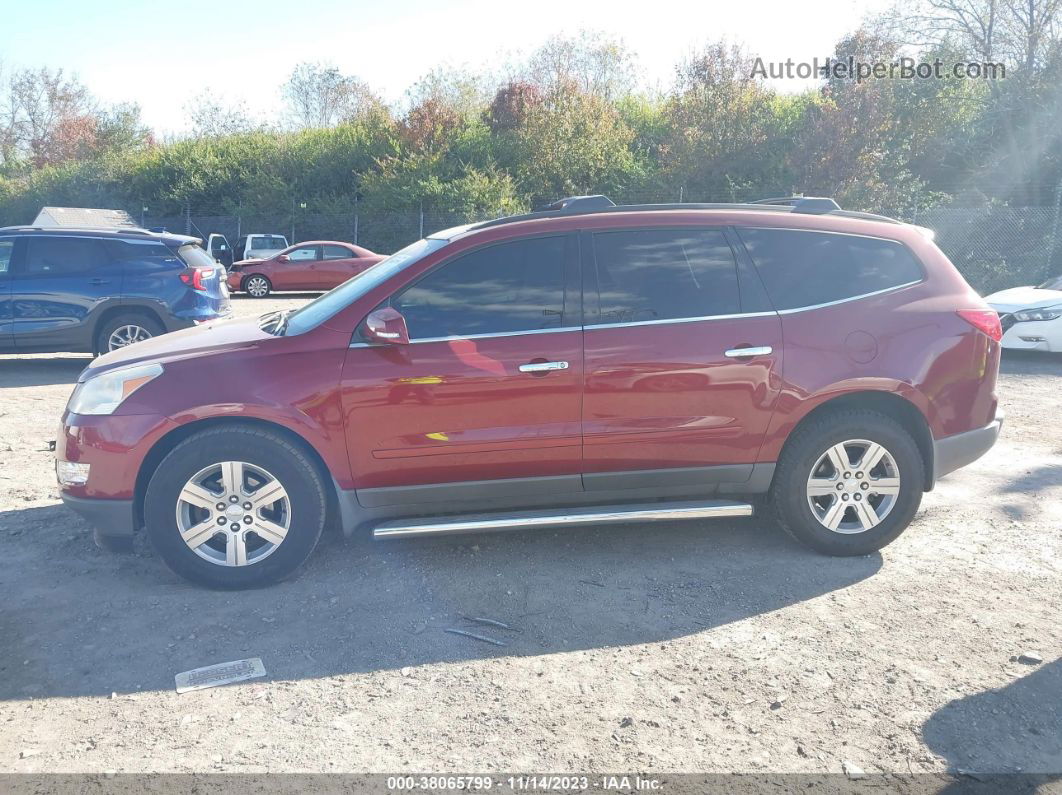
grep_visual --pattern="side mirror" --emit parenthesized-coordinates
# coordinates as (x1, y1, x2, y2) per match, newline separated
(277, 254, 290, 263)
(362, 307, 410, 345)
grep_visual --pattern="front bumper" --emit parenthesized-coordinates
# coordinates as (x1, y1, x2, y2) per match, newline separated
(61, 492, 136, 552)
(999, 319, 1060, 352)
(933, 414, 1004, 481)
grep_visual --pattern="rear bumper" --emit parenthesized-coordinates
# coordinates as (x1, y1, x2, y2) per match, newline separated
(933, 414, 1003, 482)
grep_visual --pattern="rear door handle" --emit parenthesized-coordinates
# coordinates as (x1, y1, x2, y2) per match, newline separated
(90, 278, 111, 286)
(724, 346, 773, 358)
(519, 361, 569, 373)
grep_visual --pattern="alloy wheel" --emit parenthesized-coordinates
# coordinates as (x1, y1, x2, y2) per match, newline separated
(175, 461, 290, 566)
(246, 277, 269, 297)
(805, 439, 901, 534)
(107, 324, 153, 351)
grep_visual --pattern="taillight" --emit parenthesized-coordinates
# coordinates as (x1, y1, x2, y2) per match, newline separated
(957, 309, 1002, 342)
(179, 267, 213, 291)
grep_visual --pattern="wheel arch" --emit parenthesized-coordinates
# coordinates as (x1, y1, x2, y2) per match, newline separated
(775, 390, 935, 492)
(92, 304, 165, 353)
(133, 416, 341, 532)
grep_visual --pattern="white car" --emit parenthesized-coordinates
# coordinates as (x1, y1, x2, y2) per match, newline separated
(984, 275, 1062, 352)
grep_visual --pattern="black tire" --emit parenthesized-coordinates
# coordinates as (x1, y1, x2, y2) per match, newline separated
(95, 313, 164, 355)
(242, 274, 272, 298)
(144, 426, 327, 588)
(770, 409, 924, 556)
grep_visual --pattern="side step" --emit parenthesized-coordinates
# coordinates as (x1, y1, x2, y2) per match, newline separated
(372, 500, 753, 539)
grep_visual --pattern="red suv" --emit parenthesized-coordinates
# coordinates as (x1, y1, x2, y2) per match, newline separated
(56, 196, 1003, 588)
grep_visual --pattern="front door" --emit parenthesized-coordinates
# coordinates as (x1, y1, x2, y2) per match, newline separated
(580, 225, 782, 490)
(340, 233, 583, 505)
(275, 244, 320, 291)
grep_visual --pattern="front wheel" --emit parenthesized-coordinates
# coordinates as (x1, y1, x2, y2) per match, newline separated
(144, 426, 327, 588)
(770, 409, 924, 556)
(242, 274, 272, 298)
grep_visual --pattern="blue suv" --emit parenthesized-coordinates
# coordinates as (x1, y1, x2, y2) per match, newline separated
(0, 227, 230, 354)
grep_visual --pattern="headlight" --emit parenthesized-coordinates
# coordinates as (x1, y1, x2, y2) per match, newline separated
(67, 363, 164, 415)
(1013, 305, 1062, 322)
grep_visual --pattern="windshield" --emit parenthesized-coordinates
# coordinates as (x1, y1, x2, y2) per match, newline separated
(283, 237, 449, 336)
(251, 236, 287, 249)
(1037, 274, 1062, 290)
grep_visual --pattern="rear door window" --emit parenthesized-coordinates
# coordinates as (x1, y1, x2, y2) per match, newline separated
(588, 228, 741, 325)
(392, 235, 569, 339)
(22, 236, 110, 276)
(736, 228, 924, 311)
(322, 245, 354, 260)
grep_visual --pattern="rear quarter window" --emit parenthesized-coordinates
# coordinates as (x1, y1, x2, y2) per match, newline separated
(106, 240, 180, 262)
(736, 228, 924, 311)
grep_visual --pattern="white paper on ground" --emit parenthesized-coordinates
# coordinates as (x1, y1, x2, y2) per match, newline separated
(175, 657, 266, 694)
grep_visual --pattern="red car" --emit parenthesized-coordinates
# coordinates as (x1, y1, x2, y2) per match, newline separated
(56, 196, 1002, 588)
(227, 241, 385, 297)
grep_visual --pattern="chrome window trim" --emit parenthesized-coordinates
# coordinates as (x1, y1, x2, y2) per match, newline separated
(350, 325, 581, 348)
(774, 279, 923, 314)
(348, 277, 924, 347)
(585, 311, 777, 331)
(348, 281, 924, 346)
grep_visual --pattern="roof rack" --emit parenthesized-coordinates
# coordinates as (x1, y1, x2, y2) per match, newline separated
(0, 225, 206, 242)
(465, 194, 902, 233)
(751, 196, 842, 214)
(0, 224, 159, 235)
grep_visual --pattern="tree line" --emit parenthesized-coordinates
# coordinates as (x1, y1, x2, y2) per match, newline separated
(2, 1, 1062, 228)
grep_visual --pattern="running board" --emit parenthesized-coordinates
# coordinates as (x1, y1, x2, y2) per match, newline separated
(372, 500, 753, 539)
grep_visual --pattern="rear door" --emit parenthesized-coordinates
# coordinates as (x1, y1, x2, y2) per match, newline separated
(315, 244, 367, 288)
(10, 235, 120, 352)
(580, 225, 783, 490)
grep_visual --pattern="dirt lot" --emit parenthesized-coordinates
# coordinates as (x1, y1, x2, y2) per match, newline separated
(1, 294, 1060, 778)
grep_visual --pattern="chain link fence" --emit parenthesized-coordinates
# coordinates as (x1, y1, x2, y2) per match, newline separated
(140, 195, 1062, 295)
(908, 206, 1060, 293)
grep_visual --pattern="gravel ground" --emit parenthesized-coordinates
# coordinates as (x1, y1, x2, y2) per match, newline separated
(0, 293, 1060, 778)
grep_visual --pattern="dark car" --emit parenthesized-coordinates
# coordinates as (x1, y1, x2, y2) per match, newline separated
(0, 226, 229, 355)
(56, 196, 1002, 588)
(227, 241, 386, 297)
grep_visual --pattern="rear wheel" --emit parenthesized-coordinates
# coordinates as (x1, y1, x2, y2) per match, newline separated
(770, 410, 924, 556)
(96, 313, 164, 355)
(243, 274, 271, 298)
(144, 426, 327, 588)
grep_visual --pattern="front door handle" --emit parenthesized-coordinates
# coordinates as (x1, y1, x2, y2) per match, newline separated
(519, 361, 569, 373)
(724, 346, 773, 358)
(90, 278, 111, 286)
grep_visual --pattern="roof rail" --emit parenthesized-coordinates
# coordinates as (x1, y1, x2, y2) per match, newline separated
(0, 224, 159, 236)
(462, 194, 901, 234)
(541, 195, 616, 212)
(752, 196, 842, 214)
